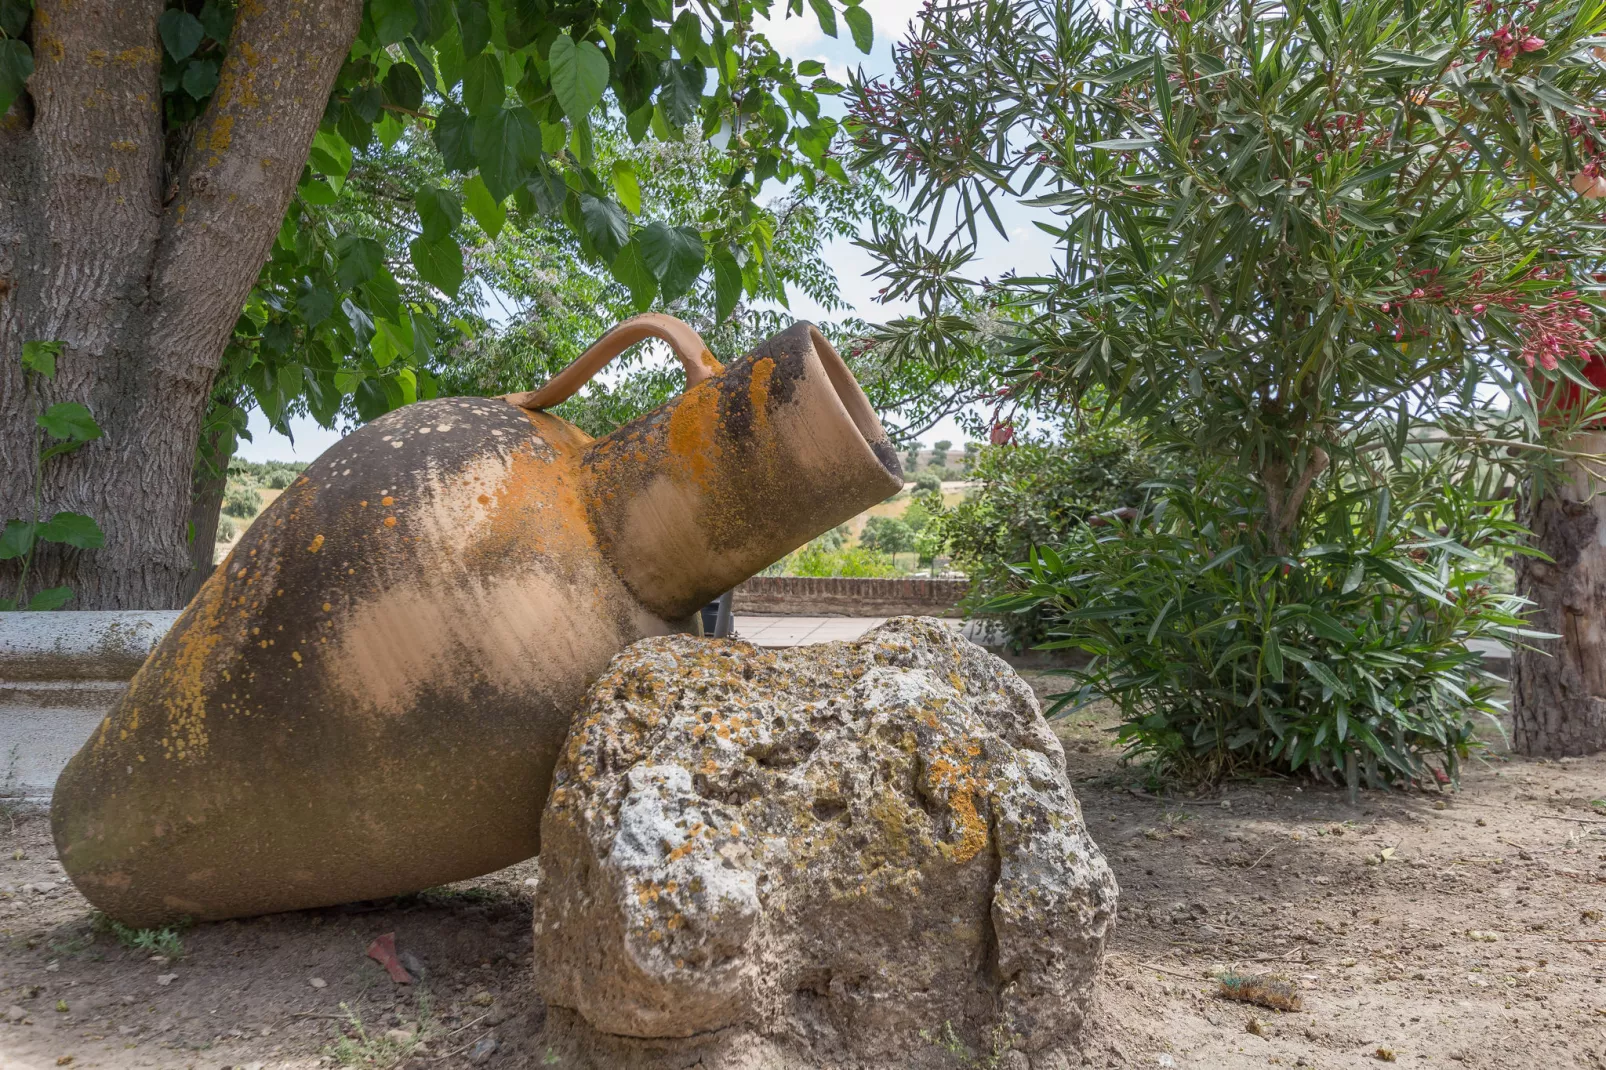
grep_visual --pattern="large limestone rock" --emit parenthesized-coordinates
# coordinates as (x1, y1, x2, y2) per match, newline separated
(530, 617, 1118, 1070)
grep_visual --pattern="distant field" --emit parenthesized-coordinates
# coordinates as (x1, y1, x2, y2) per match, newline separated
(843, 482, 974, 540)
(213, 487, 284, 565)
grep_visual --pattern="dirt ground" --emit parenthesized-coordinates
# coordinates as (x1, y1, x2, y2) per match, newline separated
(2, 675, 1604, 1070)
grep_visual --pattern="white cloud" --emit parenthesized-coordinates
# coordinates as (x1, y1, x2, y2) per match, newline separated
(754, 0, 929, 77)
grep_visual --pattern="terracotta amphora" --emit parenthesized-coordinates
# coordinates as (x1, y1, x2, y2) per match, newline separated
(51, 318, 903, 924)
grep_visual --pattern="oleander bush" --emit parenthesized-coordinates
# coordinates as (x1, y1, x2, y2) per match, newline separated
(940, 420, 1166, 648)
(995, 467, 1538, 788)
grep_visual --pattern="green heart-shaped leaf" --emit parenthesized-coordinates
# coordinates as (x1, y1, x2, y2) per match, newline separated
(549, 34, 610, 123)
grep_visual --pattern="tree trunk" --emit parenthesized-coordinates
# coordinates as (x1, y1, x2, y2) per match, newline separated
(0, 1, 362, 610)
(1511, 432, 1606, 756)
(178, 419, 235, 606)
(1259, 446, 1329, 553)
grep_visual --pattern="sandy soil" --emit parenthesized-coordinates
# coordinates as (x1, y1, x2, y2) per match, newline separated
(2, 677, 1604, 1070)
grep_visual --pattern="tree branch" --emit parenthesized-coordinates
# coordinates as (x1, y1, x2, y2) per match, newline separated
(147, 0, 364, 388)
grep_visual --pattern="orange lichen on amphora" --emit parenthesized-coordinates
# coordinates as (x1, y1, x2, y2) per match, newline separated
(470, 420, 596, 567)
(747, 357, 775, 434)
(143, 567, 235, 762)
(663, 383, 723, 493)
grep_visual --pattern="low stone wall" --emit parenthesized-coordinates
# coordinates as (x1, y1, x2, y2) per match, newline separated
(733, 575, 970, 617)
(0, 611, 179, 800)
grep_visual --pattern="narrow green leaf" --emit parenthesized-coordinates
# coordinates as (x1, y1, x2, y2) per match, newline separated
(1337, 156, 1411, 193)
(1086, 138, 1157, 150)
(1304, 660, 1352, 699)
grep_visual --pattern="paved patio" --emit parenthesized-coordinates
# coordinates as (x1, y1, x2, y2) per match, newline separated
(734, 615, 995, 647)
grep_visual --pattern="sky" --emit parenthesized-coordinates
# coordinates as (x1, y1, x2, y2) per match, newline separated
(238, 1, 1061, 461)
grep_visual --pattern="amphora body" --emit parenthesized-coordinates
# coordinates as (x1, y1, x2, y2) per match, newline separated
(52, 319, 903, 923)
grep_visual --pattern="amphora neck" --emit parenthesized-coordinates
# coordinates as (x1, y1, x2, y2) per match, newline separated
(583, 323, 904, 622)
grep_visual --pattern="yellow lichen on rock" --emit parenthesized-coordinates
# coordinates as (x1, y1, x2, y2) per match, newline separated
(531, 617, 1118, 1066)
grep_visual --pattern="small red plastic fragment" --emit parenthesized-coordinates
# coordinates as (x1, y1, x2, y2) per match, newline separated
(366, 932, 413, 984)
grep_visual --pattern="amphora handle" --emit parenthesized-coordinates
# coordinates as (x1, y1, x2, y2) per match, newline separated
(504, 313, 722, 411)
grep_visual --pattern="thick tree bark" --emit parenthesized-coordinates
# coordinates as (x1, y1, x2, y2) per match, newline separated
(0, 0, 362, 609)
(1511, 432, 1606, 756)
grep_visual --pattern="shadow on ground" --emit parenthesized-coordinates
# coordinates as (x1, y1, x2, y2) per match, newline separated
(1, 675, 1603, 1069)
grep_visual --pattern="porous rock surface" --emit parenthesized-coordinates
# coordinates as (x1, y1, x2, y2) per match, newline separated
(530, 617, 1118, 1070)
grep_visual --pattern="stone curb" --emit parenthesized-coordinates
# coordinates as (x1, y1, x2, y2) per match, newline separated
(0, 611, 179, 799)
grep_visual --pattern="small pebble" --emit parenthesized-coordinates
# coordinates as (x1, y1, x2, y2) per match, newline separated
(155, 974, 177, 986)
(308, 977, 327, 989)
(469, 1035, 499, 1064)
